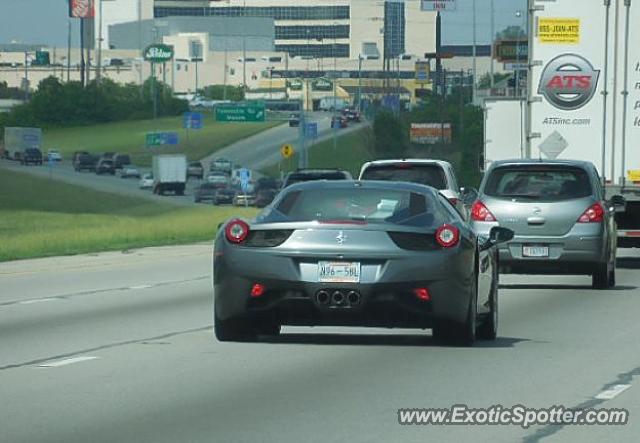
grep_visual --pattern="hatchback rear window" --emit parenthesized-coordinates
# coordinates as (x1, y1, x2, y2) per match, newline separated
(360, 164, 447, 190)
(484, 166, 593, 201)
(267, 188, 441, 227)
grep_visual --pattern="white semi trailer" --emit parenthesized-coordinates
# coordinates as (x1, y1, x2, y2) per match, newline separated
(485, 0, 640, 246)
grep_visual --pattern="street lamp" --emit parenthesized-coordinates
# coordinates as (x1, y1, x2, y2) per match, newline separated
(515, 10, 525, 97)
(97, 0, 117, 84)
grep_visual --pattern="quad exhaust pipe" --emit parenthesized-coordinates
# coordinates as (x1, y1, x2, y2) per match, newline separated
(315, 290, 361, 307)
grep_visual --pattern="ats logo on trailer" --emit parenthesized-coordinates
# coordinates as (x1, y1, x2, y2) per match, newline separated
(538, 54, 600, 111)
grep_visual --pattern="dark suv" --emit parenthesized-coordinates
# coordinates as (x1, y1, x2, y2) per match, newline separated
(113, 153, 131, 169)
(21, 148, 43, 165)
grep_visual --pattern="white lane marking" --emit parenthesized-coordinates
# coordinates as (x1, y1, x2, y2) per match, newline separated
(37, 356, 99, 368)
(595, 384, 631, 400)
(19, 298, 59, 305)
(129, 284, 153, 290)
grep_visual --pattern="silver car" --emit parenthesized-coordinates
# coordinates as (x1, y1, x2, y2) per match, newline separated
(213, 180, 514, 345)
(358, 159, 468, 217)
(471, 160, 620, 289)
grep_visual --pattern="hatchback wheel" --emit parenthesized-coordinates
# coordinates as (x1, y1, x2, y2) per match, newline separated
(592, 259, 614, 289)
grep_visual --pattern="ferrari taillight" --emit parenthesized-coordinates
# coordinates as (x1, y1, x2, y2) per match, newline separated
(470, 200, 496, 222)
(577, 203, 604, 223)
(435, 224, 460, 248)
(225, 219, 250, 243)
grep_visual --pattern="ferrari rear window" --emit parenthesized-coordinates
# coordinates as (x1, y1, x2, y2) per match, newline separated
(269, 188, 442, 227)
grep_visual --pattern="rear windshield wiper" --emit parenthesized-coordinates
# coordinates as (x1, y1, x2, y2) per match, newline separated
(499, 194, 541, 200)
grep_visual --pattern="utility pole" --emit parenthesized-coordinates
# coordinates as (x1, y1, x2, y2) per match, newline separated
(242, 0, 247, 92)
(490, 0, 495, 90)
(67, 19, 71, 82)
(80, 18, 86, 87)
(472, 0, 477, 104)
(97, 0, 103, 83)
(24, 51, 29, 101)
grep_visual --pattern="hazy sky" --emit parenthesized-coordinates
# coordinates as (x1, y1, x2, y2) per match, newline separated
(0, 0, 525, 47)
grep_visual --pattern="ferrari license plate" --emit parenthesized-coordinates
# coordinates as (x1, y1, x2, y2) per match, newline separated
(318, 261, 361, 283)
(523, 245, 549, 258)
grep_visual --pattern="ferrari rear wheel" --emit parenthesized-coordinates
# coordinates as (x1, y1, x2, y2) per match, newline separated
(477, 271, 498, 340)
(433, 277, 477, 347)
(214, 312, 257, 342)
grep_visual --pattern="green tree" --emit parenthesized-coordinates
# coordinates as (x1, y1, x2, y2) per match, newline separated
(373, 111, 408, 158)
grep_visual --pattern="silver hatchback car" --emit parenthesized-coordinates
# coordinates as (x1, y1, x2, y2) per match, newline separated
(471, 160, 620, 289)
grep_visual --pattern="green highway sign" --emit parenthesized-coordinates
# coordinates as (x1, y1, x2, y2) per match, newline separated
(143, 44, 174, 63)
(146, 132, 179, 146)
(215, 104, 266, 122)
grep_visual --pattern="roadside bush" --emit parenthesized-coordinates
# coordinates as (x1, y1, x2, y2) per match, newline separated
(373, 111, 408, 158)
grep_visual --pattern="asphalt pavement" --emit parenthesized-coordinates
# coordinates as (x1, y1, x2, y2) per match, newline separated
(2, 244, 640, 442)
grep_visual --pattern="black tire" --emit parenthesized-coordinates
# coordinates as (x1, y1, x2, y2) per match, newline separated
(214, 311, 257, 342)
(434, 276, 477, 347)
(477, 266, 498, 341)
(258, 323, 281, 336)
(592, 256, 615, 289)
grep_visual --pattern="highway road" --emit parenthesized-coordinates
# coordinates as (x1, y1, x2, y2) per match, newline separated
(2, 245, 640, 442)
(0, 113, 364, 204)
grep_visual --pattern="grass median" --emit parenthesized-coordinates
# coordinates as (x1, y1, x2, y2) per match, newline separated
(0, 169, 258, 262)
(42, 116, 282, 167)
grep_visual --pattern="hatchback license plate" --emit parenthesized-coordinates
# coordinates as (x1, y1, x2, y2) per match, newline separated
(523, 245, 549, 258)
(318, 261, 361, 283)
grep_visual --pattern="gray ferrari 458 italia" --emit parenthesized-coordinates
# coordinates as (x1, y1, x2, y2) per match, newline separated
(213, 181, 513, 346)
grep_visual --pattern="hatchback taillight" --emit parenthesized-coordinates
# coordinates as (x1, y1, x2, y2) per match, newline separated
(435, 224, 460, 248)
(225, 219, 250, 243)
(577, 203, 604, 223)
(470, 201, 496, 222)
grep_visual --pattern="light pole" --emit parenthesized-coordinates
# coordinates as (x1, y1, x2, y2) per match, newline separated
(267, 66, 275, 100)
(472, 0, 477, 104)
(357, 54, 363, 112)
(242, 0, 247, 92)
(490, 0, 495, 90)
(515, 10, 525, 97)
(23, 51, 29, 101)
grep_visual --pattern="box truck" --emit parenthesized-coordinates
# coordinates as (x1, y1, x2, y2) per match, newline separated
(152, 154, 187, 196)
(2, 127, 42, 161)
(485, 0, 640, 246)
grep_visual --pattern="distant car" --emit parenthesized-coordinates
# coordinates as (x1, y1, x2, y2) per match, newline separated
(96, 159, 115, 175)
(113, 153, 131, 170)
(255, 177, 279, 192)
(21, 148, 43, 166)
(233, 191, 256, 206)
(139, 173, 154, 189)
(331, 116, 348, 128)
(47, 149, 63, 162)
(289, 114, 300, 127)
(194, 183, 218, 203)
(359, 159, 467, 217)
(255, 189, 278, 208)
(213, 187, 236, 205)
(187, 161, 205, 179)
(342, 109, 362, 122)
(212, 158, 232, 172)
(207, 171, 230, 186)
(73, 152, 98, 172)
(118, 167, 141, 179)
(282, 169, 353, 188)
(471, 159, 621, 289)
(189, 96, 216, 109)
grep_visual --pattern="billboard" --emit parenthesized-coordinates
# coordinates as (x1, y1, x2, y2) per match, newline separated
(410, 123, 452, 144)
(69, 0, 95, 18)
